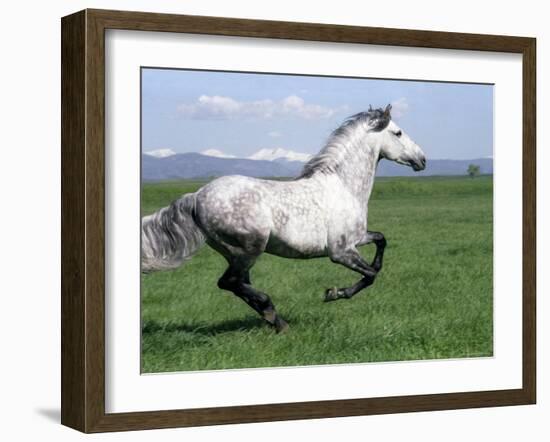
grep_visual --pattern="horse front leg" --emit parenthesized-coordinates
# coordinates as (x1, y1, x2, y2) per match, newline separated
(365, 230, 387, 272)
(324, 231, 386, 302)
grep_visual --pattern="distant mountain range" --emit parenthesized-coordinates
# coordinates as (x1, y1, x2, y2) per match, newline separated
(142, 152, 302, 181)
(142, 148, 492, 181)
(145, 147, 312, 162)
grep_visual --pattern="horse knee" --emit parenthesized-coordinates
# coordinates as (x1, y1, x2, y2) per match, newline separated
(375, 235, 386, 249)
(368, 231, 386, 248)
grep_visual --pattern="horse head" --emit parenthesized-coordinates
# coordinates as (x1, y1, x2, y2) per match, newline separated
(368, 104, 426, 171)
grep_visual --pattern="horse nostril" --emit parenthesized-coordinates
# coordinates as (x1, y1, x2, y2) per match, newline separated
(413, 156, 426, 171)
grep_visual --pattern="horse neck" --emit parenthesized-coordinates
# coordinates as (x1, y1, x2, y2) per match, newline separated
(310, 137, 379, 211)
(336, 141, 378, 210)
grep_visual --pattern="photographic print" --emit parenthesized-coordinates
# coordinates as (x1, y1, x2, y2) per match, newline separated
(140, 68, 493, 374)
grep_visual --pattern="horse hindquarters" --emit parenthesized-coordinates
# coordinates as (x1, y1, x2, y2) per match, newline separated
(193, 177, 273, 257)
(194, 177, 288, 332)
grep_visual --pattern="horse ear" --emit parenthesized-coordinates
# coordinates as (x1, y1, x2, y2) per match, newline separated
(384, 104, 392, 119)
(368, 104, 373, 111)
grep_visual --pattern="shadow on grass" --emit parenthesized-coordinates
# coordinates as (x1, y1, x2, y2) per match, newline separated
(142, 316, 269, 337)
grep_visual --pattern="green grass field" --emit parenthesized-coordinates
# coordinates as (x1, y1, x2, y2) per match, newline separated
(141, 175, 493, 373)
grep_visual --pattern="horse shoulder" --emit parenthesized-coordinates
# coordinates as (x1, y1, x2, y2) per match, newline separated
(323, 178, 368, 251)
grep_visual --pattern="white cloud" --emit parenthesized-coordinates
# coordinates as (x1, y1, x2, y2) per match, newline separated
(390, 97, 410, 119)
(268, 131, 282, 138)
(177, 95, 338, 120)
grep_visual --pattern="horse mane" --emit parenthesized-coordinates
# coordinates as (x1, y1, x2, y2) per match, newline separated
(299, 106, 391, 178)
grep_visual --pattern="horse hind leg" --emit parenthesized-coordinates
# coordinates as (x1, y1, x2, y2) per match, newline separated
(217, 257, 289, 333)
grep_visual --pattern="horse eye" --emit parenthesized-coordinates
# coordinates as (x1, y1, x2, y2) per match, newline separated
(394, 130, 402, 137)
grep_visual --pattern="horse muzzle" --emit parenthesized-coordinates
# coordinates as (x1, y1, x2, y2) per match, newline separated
(411, 155, 426, 171)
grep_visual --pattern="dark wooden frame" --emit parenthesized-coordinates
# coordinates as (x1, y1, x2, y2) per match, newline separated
(61, 8, 536, 433)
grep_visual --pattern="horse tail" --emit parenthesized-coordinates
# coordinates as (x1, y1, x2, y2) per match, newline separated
(141, 193, 205, 273)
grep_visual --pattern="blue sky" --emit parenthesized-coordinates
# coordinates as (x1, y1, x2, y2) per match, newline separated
(142, 68, 493, 160)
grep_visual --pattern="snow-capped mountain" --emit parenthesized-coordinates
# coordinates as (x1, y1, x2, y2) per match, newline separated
(144, 148, 177, 158)
(201, 149, 236, 159)
(144, 147, 312, 162)
(248, 148, 312, 163)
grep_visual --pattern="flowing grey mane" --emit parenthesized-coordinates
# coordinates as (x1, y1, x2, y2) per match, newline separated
(299, 106, 391, 178)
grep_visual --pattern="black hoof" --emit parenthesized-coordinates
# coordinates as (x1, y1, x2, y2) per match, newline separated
(324, 287, 341, 302)
(324, 287, 352, 302)
(274, 316, 289, 334)
(264, 310, 289, 333)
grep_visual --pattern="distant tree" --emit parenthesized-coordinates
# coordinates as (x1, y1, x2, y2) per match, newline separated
(467, 164, 481, 178)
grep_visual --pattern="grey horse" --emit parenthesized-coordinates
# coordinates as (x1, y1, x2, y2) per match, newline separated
(142, 105, 426, 332)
